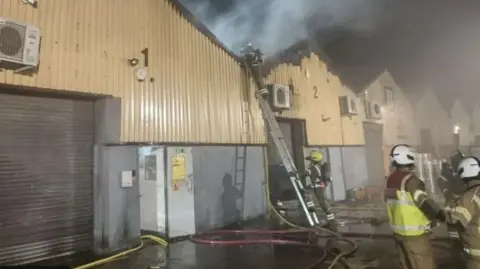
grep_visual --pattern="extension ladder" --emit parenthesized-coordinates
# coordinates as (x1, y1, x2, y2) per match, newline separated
(241, 44, 321, 227)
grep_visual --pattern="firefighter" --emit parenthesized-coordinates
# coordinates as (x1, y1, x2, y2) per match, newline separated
(443, 156, 480, 269)
(385, 144, 445, 269)
(303, 150, 336, 229)
(437, 161, 457, 203)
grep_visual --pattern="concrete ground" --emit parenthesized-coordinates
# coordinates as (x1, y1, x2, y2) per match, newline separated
(36, 203, 464, 269)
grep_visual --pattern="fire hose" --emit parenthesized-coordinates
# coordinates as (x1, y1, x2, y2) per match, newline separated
(190, 151, 458, 268)
(190, 148, 371, 269)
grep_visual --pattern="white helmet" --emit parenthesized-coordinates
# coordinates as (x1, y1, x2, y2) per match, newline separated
(390, 144, 415, 166)
(457, 157, 480, 179)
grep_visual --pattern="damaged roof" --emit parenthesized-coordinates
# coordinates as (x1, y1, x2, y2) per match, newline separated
(262, 31, 387, 93)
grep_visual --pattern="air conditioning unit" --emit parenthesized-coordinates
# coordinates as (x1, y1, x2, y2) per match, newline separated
(365, 100, 383, 119)
(267, 83, 291, 110)
(338, 95, 358, 116)
(0, 17, 41, 71)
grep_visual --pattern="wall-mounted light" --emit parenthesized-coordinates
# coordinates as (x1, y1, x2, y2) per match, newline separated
(21, 0, 38, 8)
(453, 124, 460, 134)
(128, 58, 139, 67)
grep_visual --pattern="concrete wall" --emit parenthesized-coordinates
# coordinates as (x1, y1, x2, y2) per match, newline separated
(1, 0, 265, 144)
(192, 146, 267, 232)
(264, 53, 364, 145)
(360, 71, 418, 146)
(94, 145, 140, 255)
(304, 146, 367, 201)
(450, 99, 474, 146)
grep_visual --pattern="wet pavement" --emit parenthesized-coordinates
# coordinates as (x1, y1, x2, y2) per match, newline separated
(34, 203, 464, 269)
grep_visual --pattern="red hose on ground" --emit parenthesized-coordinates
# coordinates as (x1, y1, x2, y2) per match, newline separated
(190, 229, 356, 269)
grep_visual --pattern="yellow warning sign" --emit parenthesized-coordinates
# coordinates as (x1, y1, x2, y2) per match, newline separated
(172, 154, 185, 191)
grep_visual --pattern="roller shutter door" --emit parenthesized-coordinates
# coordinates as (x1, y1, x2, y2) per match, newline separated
(0, 93, 94, 265)
(266, 121, 294, 166)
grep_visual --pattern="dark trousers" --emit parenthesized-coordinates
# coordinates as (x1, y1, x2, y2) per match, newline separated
(313, 186, 333, 216)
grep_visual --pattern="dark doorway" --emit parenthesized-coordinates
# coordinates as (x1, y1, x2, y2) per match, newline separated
(266, 118, 306, 202)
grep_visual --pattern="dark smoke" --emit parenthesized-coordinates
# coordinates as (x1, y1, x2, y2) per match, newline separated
(182, 0, 391, 57)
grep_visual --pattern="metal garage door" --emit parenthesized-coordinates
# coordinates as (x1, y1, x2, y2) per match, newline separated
(0, 93, 94, 265)
(363, 122, 385, 186)
(267, 121, 294, 165)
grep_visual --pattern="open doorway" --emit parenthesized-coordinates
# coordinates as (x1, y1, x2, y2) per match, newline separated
(266, 118, 307, 202)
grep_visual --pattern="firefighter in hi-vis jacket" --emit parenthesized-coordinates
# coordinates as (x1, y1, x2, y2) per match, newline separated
(303, 150, 336, 230)
(443, 156, 480, 269)
(385, 144, 445, 269)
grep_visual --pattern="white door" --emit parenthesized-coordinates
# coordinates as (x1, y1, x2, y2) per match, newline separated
(139, 147, 165, 232)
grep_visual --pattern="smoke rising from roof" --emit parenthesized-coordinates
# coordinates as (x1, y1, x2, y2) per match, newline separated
(182, 0, 388, 57)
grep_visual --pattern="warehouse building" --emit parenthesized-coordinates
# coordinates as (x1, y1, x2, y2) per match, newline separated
(407, 87, 473, 157)
(1, 0, 468, 266)
(262, 41, 424, 202)
(0, 0, 268, 265)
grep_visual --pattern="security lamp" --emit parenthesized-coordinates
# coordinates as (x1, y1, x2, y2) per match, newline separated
(453, 125, 460, 134)
(22, 0, 38, 7)
(128, 58, 139, 67)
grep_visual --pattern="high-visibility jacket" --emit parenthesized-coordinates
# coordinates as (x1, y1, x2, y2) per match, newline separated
(385, 170, 431, 236)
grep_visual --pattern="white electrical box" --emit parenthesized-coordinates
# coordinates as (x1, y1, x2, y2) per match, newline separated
(121, 170, 134, 188)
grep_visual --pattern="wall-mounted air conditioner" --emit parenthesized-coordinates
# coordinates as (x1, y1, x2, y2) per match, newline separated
(0, 17, 41, 72)
(365, 100, 383, 120)
(267, 83, 291, 110)
(339, 95, 358, 116)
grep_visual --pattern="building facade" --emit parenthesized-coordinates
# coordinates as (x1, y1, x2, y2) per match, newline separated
(0, 0, 267, 265)
(0, 0, 265, 144)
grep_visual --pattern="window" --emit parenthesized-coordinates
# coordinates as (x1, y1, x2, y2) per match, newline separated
(384, 86, 394, 105)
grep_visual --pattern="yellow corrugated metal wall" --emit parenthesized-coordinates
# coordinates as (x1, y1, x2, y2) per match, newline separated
(265, 53, 364, 145)
(0, 0, 265, 144)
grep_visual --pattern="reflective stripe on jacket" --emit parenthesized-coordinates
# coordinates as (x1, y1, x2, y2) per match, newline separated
(385, 171, 431, 236)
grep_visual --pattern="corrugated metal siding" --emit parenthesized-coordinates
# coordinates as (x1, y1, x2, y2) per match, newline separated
(264, 54, 364, 146)
(0, 0, 265, 144)
(0, 93, 94, 265)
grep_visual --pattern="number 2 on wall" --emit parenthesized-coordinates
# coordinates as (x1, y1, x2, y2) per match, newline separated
(313, 86, 319, 99)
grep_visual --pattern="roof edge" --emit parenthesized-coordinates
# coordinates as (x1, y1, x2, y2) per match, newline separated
(167, 0, 242, 63)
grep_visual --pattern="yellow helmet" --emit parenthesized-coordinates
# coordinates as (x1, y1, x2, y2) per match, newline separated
(310, 151, 323, 162)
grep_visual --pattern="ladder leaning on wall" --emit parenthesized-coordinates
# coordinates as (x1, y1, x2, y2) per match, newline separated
(241, 43, 321, 227)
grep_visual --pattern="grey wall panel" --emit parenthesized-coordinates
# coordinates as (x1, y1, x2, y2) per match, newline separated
(192, 146, 266, 232)
(94, 97, 121, 144)
(326, 147, 346, 201)
(341, 147, 368, 190)
(0, 94, 94, 265)
(93, 146, 140, 255)
(363, 122, 385, 186)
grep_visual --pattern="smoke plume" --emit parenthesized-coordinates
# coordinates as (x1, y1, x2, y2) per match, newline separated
(182, 0, 388, 57)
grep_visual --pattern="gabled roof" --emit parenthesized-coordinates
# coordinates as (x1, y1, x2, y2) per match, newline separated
(261, 39, 336, 78)
(168, 0, 241, 62)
